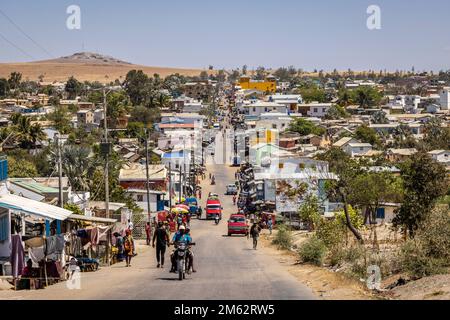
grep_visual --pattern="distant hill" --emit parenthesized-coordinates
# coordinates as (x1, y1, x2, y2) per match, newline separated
(37, 52, 133, 65)
(0, 52, 206, 83)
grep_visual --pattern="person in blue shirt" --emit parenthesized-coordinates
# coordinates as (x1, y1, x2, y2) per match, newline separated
(172, 225, 192, 243)
(170, 226, 196, 273)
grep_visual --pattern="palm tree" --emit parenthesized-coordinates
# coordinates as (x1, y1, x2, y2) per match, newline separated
(60, 145, 97, 191)
(28, 123, 46, 149)
(15, 116, 47, 150)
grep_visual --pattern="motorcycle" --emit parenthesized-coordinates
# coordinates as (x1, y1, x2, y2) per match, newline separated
(174, 241, 196, 281)
(211, 177, 216, 185)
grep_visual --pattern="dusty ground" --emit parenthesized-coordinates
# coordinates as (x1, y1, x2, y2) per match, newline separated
(0, 62, 206, 83)
(259, 232, 375, 300)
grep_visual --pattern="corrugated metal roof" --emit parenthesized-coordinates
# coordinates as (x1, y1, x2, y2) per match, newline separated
(0, 194, 72, 221)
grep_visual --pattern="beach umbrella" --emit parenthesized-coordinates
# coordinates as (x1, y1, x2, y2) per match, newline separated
(171, 207, 189, 214)
(175, 204, 190, 210)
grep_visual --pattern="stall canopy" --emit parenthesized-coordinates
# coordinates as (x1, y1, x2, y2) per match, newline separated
(0, 194, 72, 221)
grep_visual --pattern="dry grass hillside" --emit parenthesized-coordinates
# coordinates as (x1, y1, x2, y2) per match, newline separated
(0, 52, 207, 83)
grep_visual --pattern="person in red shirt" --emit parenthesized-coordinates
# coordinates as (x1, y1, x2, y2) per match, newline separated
(145, 222, 151, 245)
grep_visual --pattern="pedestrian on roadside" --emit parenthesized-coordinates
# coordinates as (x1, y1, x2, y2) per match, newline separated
(145, 222, 151, 245)
(152, 221, 170, 268)
(250, 222, 261, 250)
(198, 190, 202, 199)
(123, 229, 134, 267)
(267, 218, 273, 235)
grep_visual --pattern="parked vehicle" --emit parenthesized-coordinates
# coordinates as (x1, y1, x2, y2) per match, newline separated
(206, 198, 222, 219)
(227, 214, 248, 236)
(225, 184, 238, 195)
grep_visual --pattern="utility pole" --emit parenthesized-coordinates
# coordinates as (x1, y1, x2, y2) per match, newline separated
(55, 133, 63, 208)
(144, 128, 152, 229)
(178, 167, 182, 204)
(103, 87, 110, 219)
(168, 162, 172, 209)
(102, 87, 110, 266)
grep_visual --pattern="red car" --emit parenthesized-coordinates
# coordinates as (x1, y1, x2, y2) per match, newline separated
(206, 199, 222, 219)
(227, 214, 248, 236)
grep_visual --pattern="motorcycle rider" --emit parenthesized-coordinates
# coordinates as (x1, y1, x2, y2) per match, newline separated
(214, 213, 220, 224)
(170, 226, 196, 273)
(232, 195, 236, 205)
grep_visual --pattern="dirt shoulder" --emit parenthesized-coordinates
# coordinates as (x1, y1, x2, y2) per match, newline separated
(259, 231, 376, 300)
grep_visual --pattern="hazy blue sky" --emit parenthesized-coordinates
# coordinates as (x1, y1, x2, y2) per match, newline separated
(1, 0, 450, 71)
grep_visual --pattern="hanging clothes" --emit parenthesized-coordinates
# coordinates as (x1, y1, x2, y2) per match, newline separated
(29, 245, 45, 268)
(90, 227, 99, 250)
(10, 234, 25, 278)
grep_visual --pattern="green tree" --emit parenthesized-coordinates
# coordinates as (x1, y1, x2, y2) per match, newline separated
(288, 118, 325, 136)
(60, 145, 97, 191)
(123, 70, 149, 105)
(422, 118, 450, 151)
(351, 87, 382, 108)
(47, 106, 72, 134)
(317, 148, 364, 242)
(129, 105, 160, 127)
(7, 157, 38, 177)
(254, 66, 267, 80)
(371, 110, 389, 124)
(393, 152, 448, 237)
(297, 86, 328, 103)
(354, 124, 380, 146)
(299, 194, 321, 231)
(8, 72, 22, 90)
(0, 78, 9, 97)
(65, 76, 83, 99)
(324, 105, 349, 120)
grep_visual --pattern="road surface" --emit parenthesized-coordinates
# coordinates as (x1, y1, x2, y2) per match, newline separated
(0, 131, 316, 300)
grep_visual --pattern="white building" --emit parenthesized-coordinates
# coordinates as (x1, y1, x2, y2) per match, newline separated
(343, 142, 373, 157)
(439, 87, 450, 110)
(297, 103, 332, 118)
(243, 101, 288, 116)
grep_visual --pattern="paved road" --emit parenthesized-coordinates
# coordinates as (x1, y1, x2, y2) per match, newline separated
(0, 131, 316, 300)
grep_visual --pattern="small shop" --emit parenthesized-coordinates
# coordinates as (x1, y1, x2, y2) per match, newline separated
(0, 193, 72, 290)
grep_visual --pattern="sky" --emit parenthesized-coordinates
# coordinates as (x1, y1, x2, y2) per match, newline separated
(1, 0, 450, 71)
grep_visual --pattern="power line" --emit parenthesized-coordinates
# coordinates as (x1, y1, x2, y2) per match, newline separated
(0, 8, 53, 58)
(0, 31, 35, 60)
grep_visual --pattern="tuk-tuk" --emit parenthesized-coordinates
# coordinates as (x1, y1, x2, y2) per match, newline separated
(185, 197, 199, 216)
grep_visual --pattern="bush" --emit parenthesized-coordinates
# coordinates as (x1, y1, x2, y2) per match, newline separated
(396, 207, 450, 278)
(298, 236, 327, 266)
(272, 225, 293, 250)
(315, 218, 346, 249)
(397, 240, 445, 278)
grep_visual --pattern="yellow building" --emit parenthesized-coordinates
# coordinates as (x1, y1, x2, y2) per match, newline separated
(238, 76, 276, 93)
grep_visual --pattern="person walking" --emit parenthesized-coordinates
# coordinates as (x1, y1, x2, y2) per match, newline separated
(152, 221, 170, 268)
(123, 229, 134, 267)
(145, 222, 151, 245)
(267, 217, 273, 235)
(250, 222, 261, 250)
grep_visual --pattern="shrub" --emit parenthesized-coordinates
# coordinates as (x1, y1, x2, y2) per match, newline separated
(298, 236, 327, 266)
(315, 218, 346, 248)
(397, 206, 450, 278)
(397, 240, 445, 278)
(335, 205, 364, 230)
(272, 225, 293, 250)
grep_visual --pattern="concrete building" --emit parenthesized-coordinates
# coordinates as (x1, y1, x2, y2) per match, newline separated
(439, 87, 450, 110)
